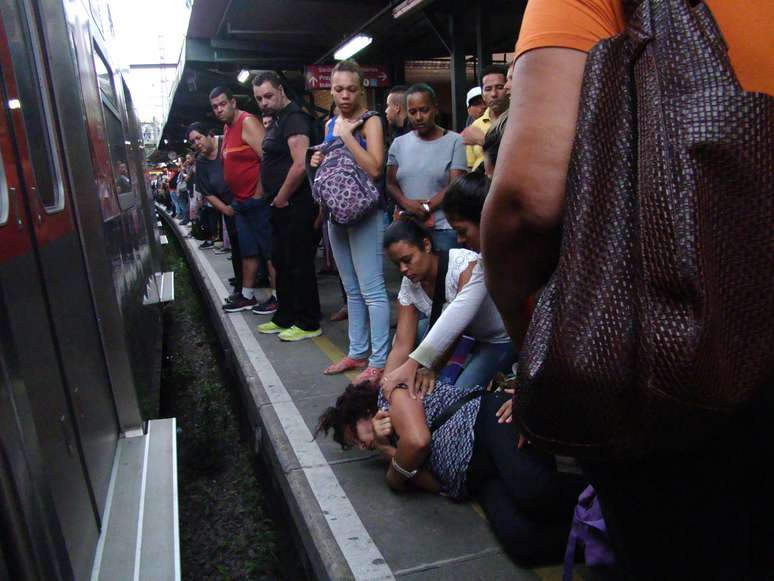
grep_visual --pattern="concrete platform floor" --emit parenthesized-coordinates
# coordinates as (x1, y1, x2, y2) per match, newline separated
(161, 208, 582, 581)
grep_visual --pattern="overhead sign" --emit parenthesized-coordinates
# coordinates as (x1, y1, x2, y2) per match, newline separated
(305, 65, 390, 90)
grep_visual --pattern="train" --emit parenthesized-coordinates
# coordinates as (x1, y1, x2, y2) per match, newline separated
(0, 0, 167, 578)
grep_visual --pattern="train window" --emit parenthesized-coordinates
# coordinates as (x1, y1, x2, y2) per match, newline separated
(93, 50, 117, 109)
(94, 46, 132, 203)
(0, 150, 8, 225)
(19, 3, 66, 213)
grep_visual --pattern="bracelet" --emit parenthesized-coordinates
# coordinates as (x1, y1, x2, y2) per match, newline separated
(391, 457, 418, 480)
(421, 202, 431, 214)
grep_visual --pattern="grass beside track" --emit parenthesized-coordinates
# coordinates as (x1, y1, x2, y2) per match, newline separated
(161, 241, 280, 580)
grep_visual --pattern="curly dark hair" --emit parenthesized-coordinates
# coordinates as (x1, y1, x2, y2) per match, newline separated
(314, 382, 380, 450)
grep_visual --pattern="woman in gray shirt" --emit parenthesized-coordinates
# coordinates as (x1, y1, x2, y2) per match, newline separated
(387, 84, 469, 251)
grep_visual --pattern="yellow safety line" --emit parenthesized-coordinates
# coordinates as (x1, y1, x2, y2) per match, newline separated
(312, 335, 360, 381)
(470, 501, 488, 521)
(533, 565, 572, 580)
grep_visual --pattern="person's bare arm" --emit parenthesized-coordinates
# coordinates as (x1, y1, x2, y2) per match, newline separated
(384, 389, 440, 494)
(338, 116, 385, 179)
(241, 116, 266, 197)
(461, 124, 485, 147)
(428, 168, 466, 211)
(205, 194, 234, 216)
(481, 48, 587, 343)
(382, 303, 420, 402)
(273, 134, 310, 207)
(387, 165, 426, 217)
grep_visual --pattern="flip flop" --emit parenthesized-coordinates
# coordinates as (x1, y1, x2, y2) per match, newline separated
(324, 356, 367, 375)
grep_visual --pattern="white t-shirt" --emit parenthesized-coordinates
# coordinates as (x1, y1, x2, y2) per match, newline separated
(397, 249, 511, 367)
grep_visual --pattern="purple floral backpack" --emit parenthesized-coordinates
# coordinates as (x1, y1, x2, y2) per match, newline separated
(308, 111, 382, 226)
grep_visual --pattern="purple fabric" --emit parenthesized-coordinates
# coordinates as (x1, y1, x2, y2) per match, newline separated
(563, 485, 615, 581)
(311, 111, 381, 226)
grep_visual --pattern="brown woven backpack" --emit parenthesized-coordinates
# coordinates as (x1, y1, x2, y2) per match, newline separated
(516, 0, 774, 459)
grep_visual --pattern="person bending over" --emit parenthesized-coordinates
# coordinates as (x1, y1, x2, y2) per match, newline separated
(382, 173, 517, 399)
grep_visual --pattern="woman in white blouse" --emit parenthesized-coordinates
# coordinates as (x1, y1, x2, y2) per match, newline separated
(381, 173, 515, 399)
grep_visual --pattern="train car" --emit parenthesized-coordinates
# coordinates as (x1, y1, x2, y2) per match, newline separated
(0, 0, 170, 578)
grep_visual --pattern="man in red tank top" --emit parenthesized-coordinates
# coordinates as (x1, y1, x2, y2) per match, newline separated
(209, 86, 276, 313)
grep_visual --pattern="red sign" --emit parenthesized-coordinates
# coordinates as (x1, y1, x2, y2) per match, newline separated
(305, 65, 390, 90)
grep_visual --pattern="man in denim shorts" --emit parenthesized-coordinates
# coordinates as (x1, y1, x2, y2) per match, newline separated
(209, 86, 277, 313)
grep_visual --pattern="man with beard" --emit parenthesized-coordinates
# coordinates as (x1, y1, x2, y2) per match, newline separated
(462, 64, 511, 170)
(251, 71, 322, 341)
(209, 86, 276, 314)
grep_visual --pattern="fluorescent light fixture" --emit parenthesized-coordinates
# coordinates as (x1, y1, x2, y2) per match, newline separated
(237, 69, 250, 83)
(393, 0, 434, 19)
(334, 35, 372, 61)
(7, 99, 21, 109)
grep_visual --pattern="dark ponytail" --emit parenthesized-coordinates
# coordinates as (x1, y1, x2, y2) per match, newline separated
(442, 172, 490, 224)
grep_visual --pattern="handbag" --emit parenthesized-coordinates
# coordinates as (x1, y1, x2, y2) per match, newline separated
(308, 111, 382, 226)
(516, 0, 774, 459)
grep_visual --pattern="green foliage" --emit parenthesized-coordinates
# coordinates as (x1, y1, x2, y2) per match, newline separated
(161, 234, 280, 579)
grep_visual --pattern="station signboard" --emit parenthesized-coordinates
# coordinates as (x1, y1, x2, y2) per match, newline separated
(305, 65, 390, 89)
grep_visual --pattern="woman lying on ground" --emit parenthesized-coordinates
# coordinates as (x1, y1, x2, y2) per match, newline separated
(316, 380, 585, 565)
(381, 173, 524, 399)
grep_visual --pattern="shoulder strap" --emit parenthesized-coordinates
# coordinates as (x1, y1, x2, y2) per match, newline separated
(430, 388, 485, 433)
(428, 250, 449, 329)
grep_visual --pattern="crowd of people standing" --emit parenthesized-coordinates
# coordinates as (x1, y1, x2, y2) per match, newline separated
(157, 0, 774, 574)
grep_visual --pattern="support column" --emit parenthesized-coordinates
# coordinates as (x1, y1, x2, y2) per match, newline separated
(389, 54, 406, 86)
(475, 0, 491, 83)
(449, 0, 467, 132)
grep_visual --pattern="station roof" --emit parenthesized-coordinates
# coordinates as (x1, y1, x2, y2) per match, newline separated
(156, 0, 526, 156)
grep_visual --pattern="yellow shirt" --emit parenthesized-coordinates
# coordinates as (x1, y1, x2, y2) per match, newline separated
(465, 108, 493, 170)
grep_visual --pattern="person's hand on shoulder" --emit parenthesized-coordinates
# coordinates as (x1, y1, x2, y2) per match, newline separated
(334, 116, 364, 138)
(461, 125, 485, 146)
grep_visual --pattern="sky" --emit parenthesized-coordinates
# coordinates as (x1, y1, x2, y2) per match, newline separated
(106, 0, 192, 126)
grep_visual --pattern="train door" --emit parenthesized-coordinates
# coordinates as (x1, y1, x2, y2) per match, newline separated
(0, 48, 95, 581)
(0, 2, 121, 578)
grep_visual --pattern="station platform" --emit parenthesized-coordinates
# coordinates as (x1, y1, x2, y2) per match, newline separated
(159, 207, 577, 581)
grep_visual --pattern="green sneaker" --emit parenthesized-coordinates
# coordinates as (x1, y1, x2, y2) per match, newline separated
(257, 321, 288, 334)
(278, 325, 322, 342)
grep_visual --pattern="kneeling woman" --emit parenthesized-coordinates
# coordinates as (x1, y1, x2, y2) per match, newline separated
(316, 380, 584, 565)
(382, 172, 514, 398)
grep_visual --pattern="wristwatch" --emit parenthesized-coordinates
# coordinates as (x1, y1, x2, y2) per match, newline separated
(421, 202, 431, 215)
(391, 457, 418, 479)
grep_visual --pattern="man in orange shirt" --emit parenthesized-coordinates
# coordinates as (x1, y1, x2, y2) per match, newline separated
(482, 0, 773, 577)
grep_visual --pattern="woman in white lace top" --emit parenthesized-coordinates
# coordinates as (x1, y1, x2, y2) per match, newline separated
(382, 173, 515, 400)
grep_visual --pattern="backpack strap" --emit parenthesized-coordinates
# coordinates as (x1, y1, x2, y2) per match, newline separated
(428, 250, 449, 330)
(429, 388, 485, 433)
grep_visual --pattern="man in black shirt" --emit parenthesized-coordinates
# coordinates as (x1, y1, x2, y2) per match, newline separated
(252, 72, 321, 341)
(187, 122, 243, 301)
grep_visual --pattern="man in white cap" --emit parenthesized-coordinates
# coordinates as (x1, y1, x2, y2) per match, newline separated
(465, 86, 486, 127)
